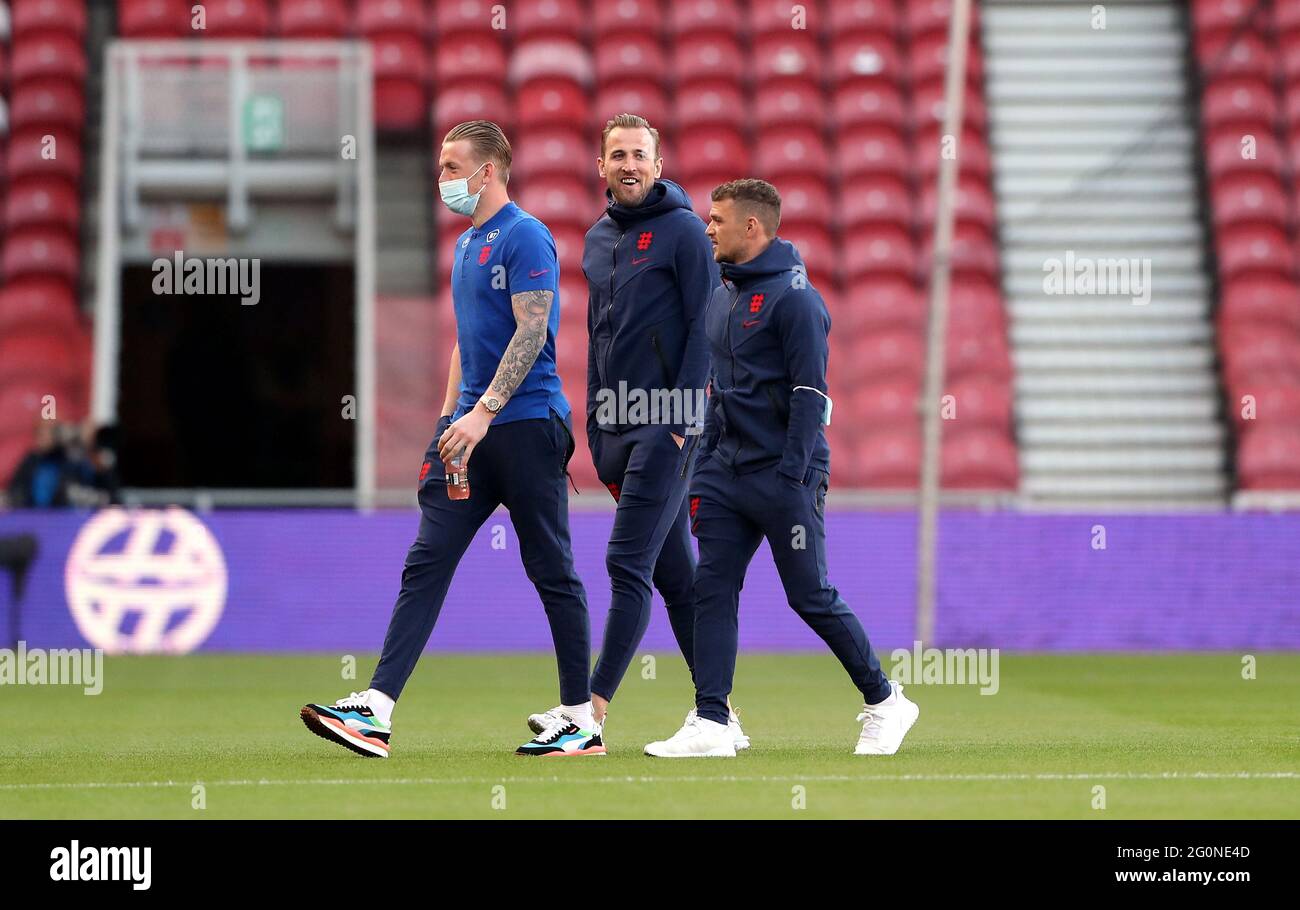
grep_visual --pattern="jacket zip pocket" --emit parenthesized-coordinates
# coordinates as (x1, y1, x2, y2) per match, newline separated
(650, 332, 674, 389)
(679, 430, 701, 478)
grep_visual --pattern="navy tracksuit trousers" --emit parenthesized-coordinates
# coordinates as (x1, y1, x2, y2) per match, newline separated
(690, 457, 893, 725)
(588, 425, 699, 701)
(370, 411, 591, 705)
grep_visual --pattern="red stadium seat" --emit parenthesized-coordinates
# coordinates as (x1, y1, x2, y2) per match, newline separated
(942, 429, 1018, 489)
(1279, 81, 1300, 127)
(1192, 0, 1261, 33)
(908, 31, 984, 86)
(512, 0, 586, 40)
(1227, 378, 1300, 430)
(516, 177, 598, 230)
(830, 0, 897, 38)
(433, 34, 506, 87)
(775, 176, 832, 230)
(915, 124, 992, 180)
(11, 0, 88, 38)
(831, 82, 906, 131)
(846, 379, 919, 428)
(840, 277, 925, 334)
(1, 228, 79, 283)
(7, 80, 84, 131)
(755, 81, 828, 132)
(1221, 324, 1300, 385)
(946, 279, 1006, 330)
(1277, 0, 1300, 33)
(357, 0, 426, 36)
(516, 78, 590, 130)
(591, 84, 670, 134)
(842, 175, 911, 230)
(835, 125, 909, 180)
(1278, 31, 1300, 82)
(1194, 31, 1276, 81)
(0, 277, 77, 334)
(675, 80, 746, 132)
(0, 379, 76, 438)
(780, 224, 836, 287)
(0, 328, 79, 384)
(432, 85, 511, 139)
(278, 0, 348, 38)
(848, 330, 925, 383)
(5, 129, 82, 181)
(117, 0, 189, 38)
(857, 428, 921, 487)
(550, 226, 586, 280)
(947, 324, 1012, 381)
(512, 127, 588, 181)
(9, 33, 87, 86)
(371, 35, 427, 131)
(750, 0, 825, 37)
(753, 33, 823, 87)
(1206, 127, 1284, 178)
(676, 127, 749, 180)
(910, 81, 987, 132)
(830, 33, 903, 87)
(1203, 78, 1278, 133)
(754, 126, 830, 180)
(194, 0, 270, 38)
(944, 376, 1013, 432)
(1217, 224, 1296, 279)
(668, 0, 741, 38)
(1237, 427, 1300, 488)
(671, 34, 744, 87)
(904, 0, 980, 37)
(1219, 274, 1300, 330)
(593, 0, 664, 40)
(844, 225, 916, 282)
(918, 224, 999, 283)
(594, 35, 667, 85)
(509, 38, 593, 87)
(680, 177, 720, 220)
(919, 175, 997, 234)
(433, 0, 497, 38)
(2, 177, 78, 231)
(1211, 173, 1289, 230)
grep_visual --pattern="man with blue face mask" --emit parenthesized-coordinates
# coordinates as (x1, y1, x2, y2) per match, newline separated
(301, 121, 600, 759)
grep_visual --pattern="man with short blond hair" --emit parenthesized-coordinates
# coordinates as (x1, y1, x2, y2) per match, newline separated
(302, 121, 602, 759)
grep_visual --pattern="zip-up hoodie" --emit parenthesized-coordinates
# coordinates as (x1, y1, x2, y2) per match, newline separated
(700, 237, 832, 481)
(583, 179, 719, 438)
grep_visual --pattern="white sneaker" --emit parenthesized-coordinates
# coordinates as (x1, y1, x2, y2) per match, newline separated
(685, 706, 750, 751)
(854, 681, 919, 755)
(645, 714, 736, 758)
(527, 706, 566, 735)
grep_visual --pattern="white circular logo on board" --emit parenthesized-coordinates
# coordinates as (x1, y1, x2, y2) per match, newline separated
(64, 508, 228, 654)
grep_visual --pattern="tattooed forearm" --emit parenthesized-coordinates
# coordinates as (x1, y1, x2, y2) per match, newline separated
(487, 289, 552, 403)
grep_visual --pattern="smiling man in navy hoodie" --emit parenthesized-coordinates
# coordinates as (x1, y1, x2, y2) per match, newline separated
(525, 114, 749, 751)
(644, 179, 920, 758)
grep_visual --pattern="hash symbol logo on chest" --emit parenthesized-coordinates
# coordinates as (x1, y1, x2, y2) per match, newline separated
(636, 231, 654, 251)
(478, 246, 491, 265)
(749, 293, 765, 313)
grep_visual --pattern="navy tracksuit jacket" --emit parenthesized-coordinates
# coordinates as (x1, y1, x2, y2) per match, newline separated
(582, 179, 719, 700)
(691, 238, 893, 724)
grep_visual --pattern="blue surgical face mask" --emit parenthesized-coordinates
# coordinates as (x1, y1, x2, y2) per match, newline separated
(439, 162, 487, 216)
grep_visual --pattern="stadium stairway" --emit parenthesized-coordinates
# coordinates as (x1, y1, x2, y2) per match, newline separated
(983, 0, 1229, 508)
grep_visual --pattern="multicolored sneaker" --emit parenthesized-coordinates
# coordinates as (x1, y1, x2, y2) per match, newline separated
(300, 692, 391, 758)
(516, 715, 606, 757)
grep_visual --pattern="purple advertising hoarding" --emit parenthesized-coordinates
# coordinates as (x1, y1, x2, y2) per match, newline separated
(1, 507, 1297, 653)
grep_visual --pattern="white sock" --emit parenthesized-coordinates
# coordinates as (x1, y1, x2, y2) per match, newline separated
(366, 688, 395, 725)
(562, 701, 596, 730)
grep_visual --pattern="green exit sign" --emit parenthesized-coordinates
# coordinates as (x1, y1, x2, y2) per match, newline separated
(242, 95, 284, 152)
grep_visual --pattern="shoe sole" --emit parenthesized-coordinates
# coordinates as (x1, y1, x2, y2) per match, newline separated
(855, 701, 920, 756)
(644, 745, 737, 758)
(300, 706, 389, 759)
(515, 746, 607, 757)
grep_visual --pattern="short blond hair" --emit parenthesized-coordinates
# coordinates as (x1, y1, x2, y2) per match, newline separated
(443, 120, 512, 183)
(600, 113, 662, 159)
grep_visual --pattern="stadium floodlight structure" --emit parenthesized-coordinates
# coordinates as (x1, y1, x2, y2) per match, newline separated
(916, 0, 974, 646)
(93, 40, 377, 508)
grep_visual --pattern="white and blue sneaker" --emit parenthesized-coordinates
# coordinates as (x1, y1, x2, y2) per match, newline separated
(516, 714, 606, 757)
(301, 691, 391, 758)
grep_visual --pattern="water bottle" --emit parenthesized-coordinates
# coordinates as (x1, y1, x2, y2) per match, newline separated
(445, 447, 469, 500)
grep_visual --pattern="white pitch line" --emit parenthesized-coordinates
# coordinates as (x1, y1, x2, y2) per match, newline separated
(0, 771, 1297, 792)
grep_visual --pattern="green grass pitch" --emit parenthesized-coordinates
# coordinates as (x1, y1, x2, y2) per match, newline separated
(1, 653, 1297, 819)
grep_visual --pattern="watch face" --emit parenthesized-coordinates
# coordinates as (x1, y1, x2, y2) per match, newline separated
(486, 397, 502, 413)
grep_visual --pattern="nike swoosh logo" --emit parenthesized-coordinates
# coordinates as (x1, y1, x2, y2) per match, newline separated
(529, 268, 551, 277)
(631, 257, 650, 265)
(742, 319, 761, 328)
